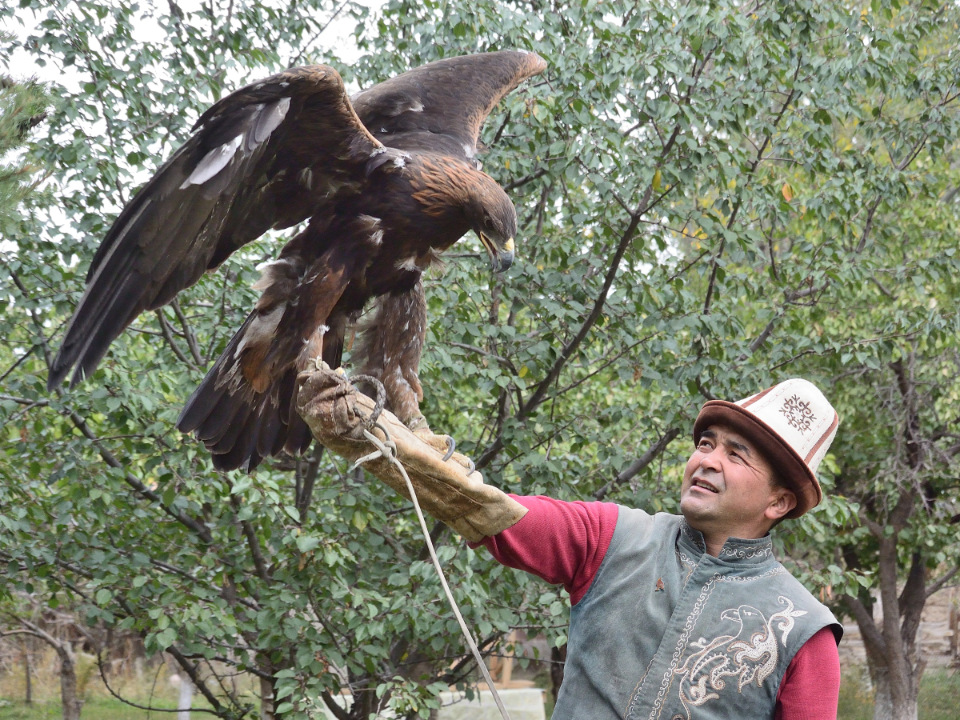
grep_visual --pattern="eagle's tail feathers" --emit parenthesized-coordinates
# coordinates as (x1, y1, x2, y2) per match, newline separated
(283, 417, 313, 458)
(177, 313, 313, 472)
(210, 411, 264, 473)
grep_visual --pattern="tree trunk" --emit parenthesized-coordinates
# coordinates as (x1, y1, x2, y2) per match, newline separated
(55, 642, 83, 720)
(260, 676, 275, 720)
(851, 533, 925, 720)
(869, 660, 919, 720)
(178, 672, 194, 720)
(22, 640, 32, 705)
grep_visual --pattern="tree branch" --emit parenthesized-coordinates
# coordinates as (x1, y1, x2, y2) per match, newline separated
(926, 564, 960, 600)
(171, 298, 204, 366)
(476, 141, 675, 469)
(229, 494, 270, 581)
(839, 591, 888, 658)
(155, 309, 191, 366)
(61, 406, 213, 543)
(596, 427, 682, 500)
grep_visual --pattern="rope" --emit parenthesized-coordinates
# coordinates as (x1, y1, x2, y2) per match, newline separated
(348, 378, 512, 720)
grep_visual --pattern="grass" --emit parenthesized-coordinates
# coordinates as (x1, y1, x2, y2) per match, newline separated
(1, 665, 957, 719)
(837, 664, 875, 720)
(0, 696, 182, 720)
(837, 666, 960, 720)
(0, 648, 259, 720)
(916, 669, 960, 719)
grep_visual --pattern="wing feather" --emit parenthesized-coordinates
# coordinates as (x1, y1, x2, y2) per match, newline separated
(49, 65, 382, 389)
(351, 50, 546, 161)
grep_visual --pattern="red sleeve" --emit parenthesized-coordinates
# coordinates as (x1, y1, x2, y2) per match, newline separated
(473, 495, 619, 605)
(775, 625, 841, 720)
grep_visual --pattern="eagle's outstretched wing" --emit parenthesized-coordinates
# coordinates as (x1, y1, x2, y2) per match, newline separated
(351, 50, 547, 161)
(48, 65, 382, 390)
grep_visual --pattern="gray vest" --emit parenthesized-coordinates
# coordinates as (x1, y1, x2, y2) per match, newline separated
(552, 508, 841, 720)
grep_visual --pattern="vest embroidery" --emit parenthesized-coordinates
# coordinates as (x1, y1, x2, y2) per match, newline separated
(718, 544, 773, 561)
(641, 573, 722, 720)
(631, 565, 791, 720)
(672, 596, 808, 720)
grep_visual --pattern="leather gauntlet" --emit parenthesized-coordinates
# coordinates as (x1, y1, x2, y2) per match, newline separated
(296, 367, 527, 542)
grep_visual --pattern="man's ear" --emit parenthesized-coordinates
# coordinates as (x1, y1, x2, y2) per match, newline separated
(767, 488, 798, 522)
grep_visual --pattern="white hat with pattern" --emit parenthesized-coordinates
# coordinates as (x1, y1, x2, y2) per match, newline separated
(693, 378, 840, 518)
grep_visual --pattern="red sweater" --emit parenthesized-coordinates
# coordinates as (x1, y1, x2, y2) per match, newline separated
(479, 495, 840, 720)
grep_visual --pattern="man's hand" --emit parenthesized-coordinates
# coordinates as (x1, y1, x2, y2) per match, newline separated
(296, 364, 366, 439)
(296, 365, 527, 542)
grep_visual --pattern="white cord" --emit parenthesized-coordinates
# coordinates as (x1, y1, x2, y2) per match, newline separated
(355, 426, 513, 720)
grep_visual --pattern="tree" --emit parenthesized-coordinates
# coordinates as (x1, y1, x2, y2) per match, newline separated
(2, 1, 958, 719)
(782, 142, 960, 719)
(0, 595, 92, 720)
(0, 66, 49, 243)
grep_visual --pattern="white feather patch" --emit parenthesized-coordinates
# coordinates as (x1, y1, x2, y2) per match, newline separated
(395, 255, 419, 272)
(181, 134, 243, 188)
(357, 215, 384, 246)
(299, 166, 314, 189)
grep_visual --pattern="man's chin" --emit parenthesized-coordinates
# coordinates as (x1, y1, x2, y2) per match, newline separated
(680, 496, 715, 523)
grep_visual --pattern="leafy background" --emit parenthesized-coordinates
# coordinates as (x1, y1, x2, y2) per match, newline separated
(2, 1, 959, 718)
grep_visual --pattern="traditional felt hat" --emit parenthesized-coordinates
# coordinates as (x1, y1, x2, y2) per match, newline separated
(692, 378, 840, 518)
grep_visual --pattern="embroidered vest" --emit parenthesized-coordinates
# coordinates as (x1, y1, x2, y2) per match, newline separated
(552, 508, 841, 720)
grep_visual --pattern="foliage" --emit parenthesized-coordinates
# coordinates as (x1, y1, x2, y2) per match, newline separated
(0, 69, 49, 242)
(1, 1, 959, 719)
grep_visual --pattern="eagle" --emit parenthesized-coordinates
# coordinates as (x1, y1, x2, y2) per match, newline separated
(47, 50, 547, 471)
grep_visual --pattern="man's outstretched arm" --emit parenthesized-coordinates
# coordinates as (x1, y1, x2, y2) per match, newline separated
(478, 495, 618, 605)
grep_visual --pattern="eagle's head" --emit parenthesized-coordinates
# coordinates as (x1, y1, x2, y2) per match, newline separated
(409, 156, 517, 271)
(467, 175, 517, 273)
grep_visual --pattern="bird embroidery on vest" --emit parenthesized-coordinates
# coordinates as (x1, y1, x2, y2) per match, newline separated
(671, 596, 808, 720)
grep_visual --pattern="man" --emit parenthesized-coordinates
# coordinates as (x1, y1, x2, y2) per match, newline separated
(298, 372, 843, 719)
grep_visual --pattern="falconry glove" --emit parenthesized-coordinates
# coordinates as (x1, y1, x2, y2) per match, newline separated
(296, 366, 527, 542)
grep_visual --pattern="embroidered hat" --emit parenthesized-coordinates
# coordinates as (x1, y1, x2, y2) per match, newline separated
(692, 378, 840, 518)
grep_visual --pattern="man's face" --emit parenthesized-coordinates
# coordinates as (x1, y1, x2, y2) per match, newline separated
(680, 423, 795, 543)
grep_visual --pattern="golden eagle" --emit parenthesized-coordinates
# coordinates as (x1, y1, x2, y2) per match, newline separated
(47, 50, 546, 471)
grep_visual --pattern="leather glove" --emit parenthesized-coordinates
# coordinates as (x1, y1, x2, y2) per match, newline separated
(296, 366, 527, 542)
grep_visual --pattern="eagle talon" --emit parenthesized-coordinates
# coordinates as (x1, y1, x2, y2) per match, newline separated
(442, 435, 456, 462)
(348, 373, 387, 430)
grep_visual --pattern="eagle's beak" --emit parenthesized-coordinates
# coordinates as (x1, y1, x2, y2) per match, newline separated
(480, 234, 515, 273)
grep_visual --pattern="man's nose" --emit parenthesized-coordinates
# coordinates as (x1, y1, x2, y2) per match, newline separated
(699, 446, 722, 470)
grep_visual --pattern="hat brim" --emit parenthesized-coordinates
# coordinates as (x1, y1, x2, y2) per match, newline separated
(693, 401, 821, 519)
